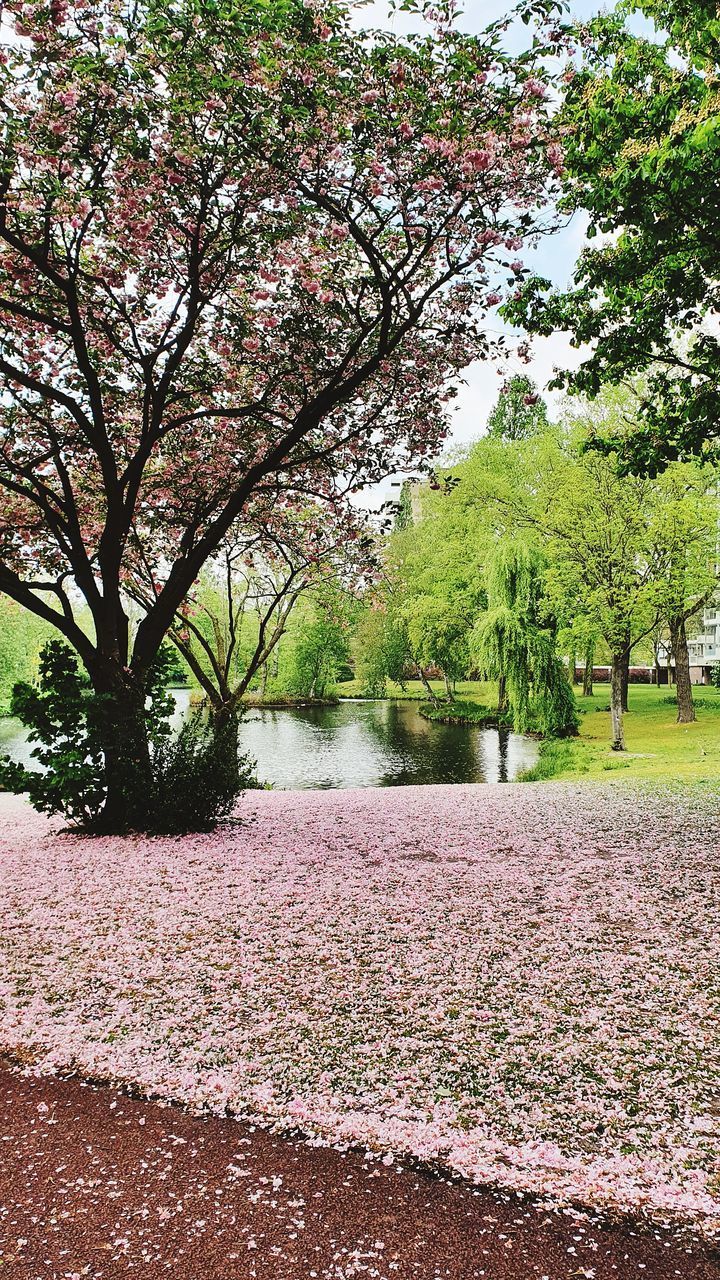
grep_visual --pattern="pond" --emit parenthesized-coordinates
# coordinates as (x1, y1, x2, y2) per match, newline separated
(0, 695, 538, 790)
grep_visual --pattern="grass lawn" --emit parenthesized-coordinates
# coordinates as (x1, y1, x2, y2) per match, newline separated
(553, 683, 720, 783)
(339, 677, 500, 703)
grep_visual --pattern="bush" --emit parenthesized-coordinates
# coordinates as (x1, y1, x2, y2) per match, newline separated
(0, 641, 107, 828)
(150, 713, 257, 834)
(0, 641, 256, 833)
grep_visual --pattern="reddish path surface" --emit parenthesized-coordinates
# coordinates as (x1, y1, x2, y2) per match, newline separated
(0, 1064, 718, 1280)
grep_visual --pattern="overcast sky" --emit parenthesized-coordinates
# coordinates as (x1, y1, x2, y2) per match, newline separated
(349, 0, 604, 490)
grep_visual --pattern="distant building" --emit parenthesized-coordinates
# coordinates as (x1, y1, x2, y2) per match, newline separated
(687, 602, 720, 683)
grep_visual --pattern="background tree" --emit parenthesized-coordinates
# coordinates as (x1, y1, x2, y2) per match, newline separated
(0, 0, 567, 830)
(557, 613, 600, 697)
(472, 540, 578, 735)
(522, 404, 718, 748)
(486, 374, 550, 441)
(132, 502, 371, 745)
(385, 478, 488, 703)
(0, 598, 56, 712)
(287, 590, 356, 700)
(507, 0, 720, 472)
(644, 463, 719, 722)
(354, 595, 413, 698)
(532, 424, 666, 751)
(453, 390, 714, 750)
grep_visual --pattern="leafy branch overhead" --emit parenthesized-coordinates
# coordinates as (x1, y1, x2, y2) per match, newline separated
(504, 0, 720, 473)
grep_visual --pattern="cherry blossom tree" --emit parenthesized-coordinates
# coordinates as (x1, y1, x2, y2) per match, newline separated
(0, 0, 566, 828)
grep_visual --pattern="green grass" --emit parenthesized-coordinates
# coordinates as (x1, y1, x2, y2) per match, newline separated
(417, 697, 508, 726)
(535, 682, 720, 783)
(517, 738, 576, 782)
(338, 677, 500, 704)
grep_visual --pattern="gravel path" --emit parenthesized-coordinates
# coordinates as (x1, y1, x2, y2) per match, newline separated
(1, 1062, 719, 1280)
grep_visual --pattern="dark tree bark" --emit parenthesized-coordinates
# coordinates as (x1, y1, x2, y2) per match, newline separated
(208, 705, 242, 790)
(497, 673, 508, 715)
(610, 651, 626, 751)
(94, 680, 154, 833)
(669, 615, 695, 723)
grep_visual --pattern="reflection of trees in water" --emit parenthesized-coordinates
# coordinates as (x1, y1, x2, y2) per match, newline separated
(231, 700, 533, 788)
(3, 695, 530, 790)
(497, 727, 510, 784)
(362, 701, 482, 786)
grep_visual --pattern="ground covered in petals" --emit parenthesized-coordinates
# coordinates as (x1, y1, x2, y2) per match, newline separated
(0, 784, 718, 1236)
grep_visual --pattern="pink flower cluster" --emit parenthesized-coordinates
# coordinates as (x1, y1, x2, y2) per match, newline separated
(0, 783, 718, 1235)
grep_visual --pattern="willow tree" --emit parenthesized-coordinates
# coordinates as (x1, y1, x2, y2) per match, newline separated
(473, 541, 578, 736)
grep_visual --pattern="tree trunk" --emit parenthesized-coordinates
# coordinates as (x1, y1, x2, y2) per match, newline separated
(652, 641, 661, 687)
(669, 615, 695, 723)
(582, 641, 594, 697)
(95, 683, 154, 833)
(621, 646, 630, 713)
(442, 670, 454, 702)
(210, 703, 242, 790)
(497, 673, 508, 715)
(415, 663, 440, 707)
(610, 652, 626, 752)
(661, 637, 671, 686)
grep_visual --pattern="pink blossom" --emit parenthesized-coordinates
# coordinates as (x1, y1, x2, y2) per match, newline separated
(463, 149, 493, 171)
(525, 77, 549, 99)
(0, 785, 718, 1236)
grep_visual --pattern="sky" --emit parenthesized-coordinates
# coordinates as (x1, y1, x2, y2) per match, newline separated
(349, 0, 606, 503)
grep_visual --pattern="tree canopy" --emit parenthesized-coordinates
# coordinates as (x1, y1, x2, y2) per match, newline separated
(0, 0, 567, 827)
(505, 0, 720, 473)
(486, 375, 549, 441)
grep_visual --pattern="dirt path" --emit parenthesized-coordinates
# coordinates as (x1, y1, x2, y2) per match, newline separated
(0, 1064, 718, 1280)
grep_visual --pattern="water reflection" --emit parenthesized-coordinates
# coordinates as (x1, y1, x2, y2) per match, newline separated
(236, 700, 538, 789)
(0, 696, 538, 791)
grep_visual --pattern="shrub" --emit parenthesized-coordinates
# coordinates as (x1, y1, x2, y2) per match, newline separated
(0, 642, 255, 833)
(150, 712, 257, 835)
(0, 641, 107, 828)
